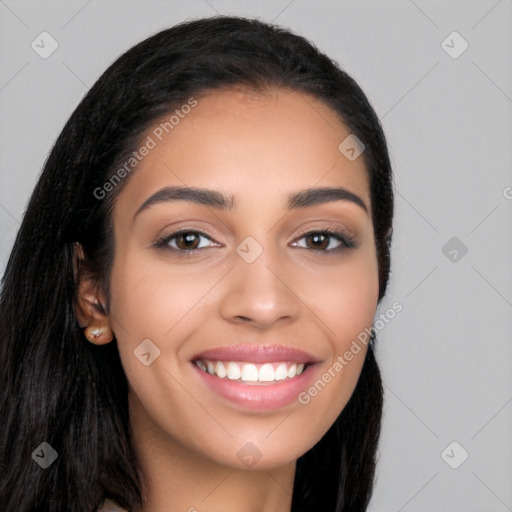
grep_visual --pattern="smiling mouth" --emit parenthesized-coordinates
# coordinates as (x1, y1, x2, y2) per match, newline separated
(193, 360, 310, 384)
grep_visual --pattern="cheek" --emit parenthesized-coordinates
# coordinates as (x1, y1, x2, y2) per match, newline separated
(324, 275, 378, 351)
(302, 252, 379, 348)
(108, 252, 211, 341)
(107, 254, 212, 434)
(294, 252, 378, 420)
(107, 249, 230, 398)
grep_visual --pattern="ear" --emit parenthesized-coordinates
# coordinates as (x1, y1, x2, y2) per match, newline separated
(73, 242, 113, 345)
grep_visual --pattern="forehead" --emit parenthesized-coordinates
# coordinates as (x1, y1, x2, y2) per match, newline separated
(113, 86, 371, 219)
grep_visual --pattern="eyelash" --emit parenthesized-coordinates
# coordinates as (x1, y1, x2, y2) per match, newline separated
(153, 226, 356, 257)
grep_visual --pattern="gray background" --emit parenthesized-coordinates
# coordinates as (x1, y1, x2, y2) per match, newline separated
(1, 1, 511, 510)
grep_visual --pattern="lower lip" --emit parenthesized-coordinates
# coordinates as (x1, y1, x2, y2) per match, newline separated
(192, 363, 317, 411)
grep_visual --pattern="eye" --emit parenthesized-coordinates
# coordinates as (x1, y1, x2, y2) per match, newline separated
(153, 227, 356, 255)
(154, 230, 220, 253)
(291, 229, 356, 254)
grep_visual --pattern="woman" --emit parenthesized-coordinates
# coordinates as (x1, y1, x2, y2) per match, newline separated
(0, 15, 394, 512)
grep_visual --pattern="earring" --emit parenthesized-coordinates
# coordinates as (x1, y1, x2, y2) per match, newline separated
(85, 326, 103, 342)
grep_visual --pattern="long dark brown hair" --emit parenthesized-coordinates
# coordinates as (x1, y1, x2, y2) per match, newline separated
(0, 15, 394, 512)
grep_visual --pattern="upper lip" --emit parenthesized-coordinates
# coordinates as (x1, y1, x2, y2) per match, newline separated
(192, 344, 320, 364)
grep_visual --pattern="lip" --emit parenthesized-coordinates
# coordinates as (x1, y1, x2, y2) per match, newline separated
(196, 364, 320, 410)
(192, 363, 318, 410)
(191, 344, 321, 410)
(191, 344, 320, 364)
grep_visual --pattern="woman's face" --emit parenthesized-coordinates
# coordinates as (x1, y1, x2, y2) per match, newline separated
(108, 87, 379, 470)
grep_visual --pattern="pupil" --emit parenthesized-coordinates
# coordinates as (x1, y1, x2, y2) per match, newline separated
(180, 233, 198, 249)
(309, 234, 327, 250)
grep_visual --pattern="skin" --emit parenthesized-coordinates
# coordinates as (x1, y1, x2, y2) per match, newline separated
(75, 86, 379, 512)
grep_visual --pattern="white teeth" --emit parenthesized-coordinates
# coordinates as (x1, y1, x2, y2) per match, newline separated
(215, 361, 227, 379)
(275, 363, 288, 381)
(258, 363, 275, 382)
(195, 360, 309, 382)
(227, 361, 241, 380)
(240, 363, 259, 382)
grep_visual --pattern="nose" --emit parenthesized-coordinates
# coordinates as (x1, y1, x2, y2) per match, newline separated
(218, 245, 302, 330)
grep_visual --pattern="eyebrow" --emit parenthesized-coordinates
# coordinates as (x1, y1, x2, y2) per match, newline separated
(132, 185, 369, 223)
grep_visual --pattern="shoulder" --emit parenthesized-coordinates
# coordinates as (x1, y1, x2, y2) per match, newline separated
(96, 497, 130, 512)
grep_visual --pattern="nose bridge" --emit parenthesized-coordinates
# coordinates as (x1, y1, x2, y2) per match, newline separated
(218, 235, 301, 327)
